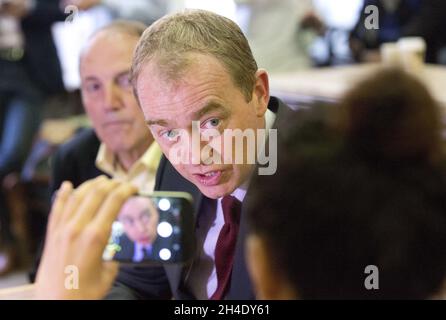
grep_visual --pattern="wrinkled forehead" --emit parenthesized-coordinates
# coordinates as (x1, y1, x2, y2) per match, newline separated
(135, 53, 237, 112)
(137, 52, 231, 84)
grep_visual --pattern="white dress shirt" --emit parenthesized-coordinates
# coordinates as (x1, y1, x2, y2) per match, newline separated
(133, 242, 153, 262)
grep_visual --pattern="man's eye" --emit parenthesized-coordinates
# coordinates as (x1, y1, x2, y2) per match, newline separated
(122, 218, 133, 225)
(84, 82, 101, 93)
(117, 74, 131, 89)
(140, 214, 151, 223)
(203, 118, 221, 129)
(162, 130, 179, 141)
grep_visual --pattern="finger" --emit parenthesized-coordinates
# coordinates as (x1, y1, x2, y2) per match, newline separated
(70, 179, 120, 229)
(47, 181, 73, 233)
(89, 182, 137, 234)
(60, 175, 108, 224)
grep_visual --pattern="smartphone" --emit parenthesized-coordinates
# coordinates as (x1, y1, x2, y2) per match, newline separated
(103, 191, 196, 265)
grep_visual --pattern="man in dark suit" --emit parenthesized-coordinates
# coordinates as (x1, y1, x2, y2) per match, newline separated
(34, 10, 288, 300)
(107, 10, 286, 300)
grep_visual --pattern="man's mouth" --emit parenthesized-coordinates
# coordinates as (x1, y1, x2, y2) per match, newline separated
(194, 170, 223, 186)
(103, 120, 131, 128)
(138, 236, 152, 244)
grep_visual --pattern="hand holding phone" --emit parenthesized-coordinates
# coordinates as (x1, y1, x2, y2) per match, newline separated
(35, 177, 137, 299)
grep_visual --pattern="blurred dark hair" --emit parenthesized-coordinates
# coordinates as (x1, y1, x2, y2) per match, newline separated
(247, 68, 446, 299)
(337, 68, 443, 165)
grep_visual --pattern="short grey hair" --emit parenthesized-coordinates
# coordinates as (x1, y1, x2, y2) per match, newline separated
(92, 19, 147, 39)
(131, 9, 258, 102)
(80, 20, 147, 67)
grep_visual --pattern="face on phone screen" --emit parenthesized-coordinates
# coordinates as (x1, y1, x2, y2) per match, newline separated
(103, 193, 195, 264)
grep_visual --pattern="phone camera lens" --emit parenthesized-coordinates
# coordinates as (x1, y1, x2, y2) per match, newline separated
(157, 222, 173, 238)
(159, 248, 172, 261)
(158, 198, 171, 211)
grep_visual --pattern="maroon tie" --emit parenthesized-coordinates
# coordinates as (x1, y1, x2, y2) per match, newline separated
(210, 195, 242, 300)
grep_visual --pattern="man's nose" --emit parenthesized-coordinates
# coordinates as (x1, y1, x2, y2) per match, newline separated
(135, 221, 147, 233)
(169, 130, 200, 166)
(182, 131, 222, 166)
(103, 83, 123, 112)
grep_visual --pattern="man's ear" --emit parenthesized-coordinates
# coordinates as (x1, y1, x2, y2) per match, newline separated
(246, 234, 297, 300)
(252, 69, 270, 117)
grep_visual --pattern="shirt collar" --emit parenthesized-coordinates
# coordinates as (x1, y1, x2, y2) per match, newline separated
(95, 141, 162, 178)
(265, 108, 276, 132)
(231, 187, 248, 203)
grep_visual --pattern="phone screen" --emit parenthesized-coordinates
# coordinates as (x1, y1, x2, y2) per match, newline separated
(103, 192, 195, 264)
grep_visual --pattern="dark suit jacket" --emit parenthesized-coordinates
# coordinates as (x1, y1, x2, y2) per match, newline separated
(113, 233, 137, 262)
(49, 128, 106, 195)
(21, 0, 66, 95)
(114, 96, 288, 300)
